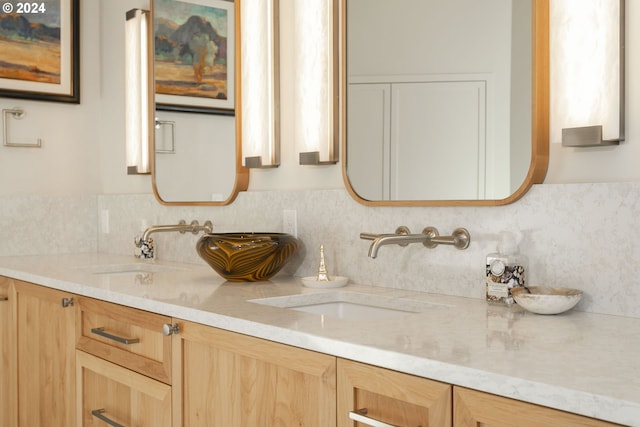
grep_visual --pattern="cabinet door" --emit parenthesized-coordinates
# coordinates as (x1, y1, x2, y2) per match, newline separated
(337, 358, 452, 427)
(15, 280, 76, 427)
(173, 320, 337, 427)
(453, 387, 624, 427)
(0, 277, 17, 427)
(76, 350, 171, 427)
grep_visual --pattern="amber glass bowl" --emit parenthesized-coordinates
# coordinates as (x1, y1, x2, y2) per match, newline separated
(196, 233, 300, 282)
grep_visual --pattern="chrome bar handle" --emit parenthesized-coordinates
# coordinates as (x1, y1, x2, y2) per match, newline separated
(61, 297, 74, 308)
(349, 408, 419, 427)
(91, 327, 140, 345)
(91, 409, 127, 427)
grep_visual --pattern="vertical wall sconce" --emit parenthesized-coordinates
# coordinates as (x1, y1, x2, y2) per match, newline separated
(125, 8, 152, 174)
(551, 0, 625, 147)
(295, 0, 339, 165)
(241, 0, 280, 168)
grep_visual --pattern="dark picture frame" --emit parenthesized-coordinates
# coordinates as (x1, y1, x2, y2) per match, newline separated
(153, 0, 235, 115)
(0, 0, 80, 103)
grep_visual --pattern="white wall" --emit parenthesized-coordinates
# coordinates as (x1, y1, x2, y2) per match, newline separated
(0, 1, 102, 196)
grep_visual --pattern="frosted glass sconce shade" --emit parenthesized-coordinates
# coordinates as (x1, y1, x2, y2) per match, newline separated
(295, 0, 339, 165)
(241, 0, 280, 168)
(551, 0, 625, 147)
(125, 8, 152, 174)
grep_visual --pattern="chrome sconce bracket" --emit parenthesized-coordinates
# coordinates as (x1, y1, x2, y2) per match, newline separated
(299, 150, 338, 166)
(245, 155, 280, 169)
(561, 125, 623, 148)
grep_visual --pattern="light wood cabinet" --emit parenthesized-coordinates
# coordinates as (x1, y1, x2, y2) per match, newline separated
(0, 277, 17, 427)
(172, 319, 337, 427)
(15, 279, 76, 427)
(0, 277, 628, 427)
(453, 387, 624, 427)
(337, 358, 452, 427)
(76, 350, 171, 427)
(76, 296, 173, 384)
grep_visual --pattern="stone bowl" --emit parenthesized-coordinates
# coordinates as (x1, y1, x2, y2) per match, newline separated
(196, 233, 299, 282)
(512, 286, 583, 315)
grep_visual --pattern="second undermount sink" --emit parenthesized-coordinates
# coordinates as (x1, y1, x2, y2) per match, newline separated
(250, 291, 452, 321)
(77, 263, 187, 275)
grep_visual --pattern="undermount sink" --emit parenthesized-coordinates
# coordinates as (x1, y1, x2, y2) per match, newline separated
(77, 263, 187, 275)
(250, 291, 452, 321)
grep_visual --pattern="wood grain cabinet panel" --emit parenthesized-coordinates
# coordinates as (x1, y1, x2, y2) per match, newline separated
(15, 279, 76, 427)
(337, 358, 452, 427)
(76, 296, 172, 384)
(1, 277, 628, 427)
(76, 350, 171, 427)
(0, 277, 17, 427)
(172, 319, 337, 427)
(453, 387, 624, 427)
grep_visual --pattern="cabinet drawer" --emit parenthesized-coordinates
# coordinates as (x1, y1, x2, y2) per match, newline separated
(453, 387, 624, 427)
(77, 350, 171, 427)
(337, 358, 452, 427)
(76, 297, 172, 384)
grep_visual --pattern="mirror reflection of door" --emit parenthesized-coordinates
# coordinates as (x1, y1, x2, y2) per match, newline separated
(345, 0, 532, 201)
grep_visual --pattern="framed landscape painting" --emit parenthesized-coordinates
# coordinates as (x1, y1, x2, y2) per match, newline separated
(154, 0, 235, 114)
(0, 0, 80, 103)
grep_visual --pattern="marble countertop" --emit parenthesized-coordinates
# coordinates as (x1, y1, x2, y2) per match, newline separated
(0, 253, 638, 426)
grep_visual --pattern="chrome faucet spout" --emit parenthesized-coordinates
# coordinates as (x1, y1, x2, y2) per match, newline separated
(367, 234, 428, 258)
(360, 226, 470, 259)
(141, 220, 212, 242)
(135, 219, 213, 260)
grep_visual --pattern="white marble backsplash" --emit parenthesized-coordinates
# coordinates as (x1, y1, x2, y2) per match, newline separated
(1, 182, 639, 318)
(0, 195, 98, 256)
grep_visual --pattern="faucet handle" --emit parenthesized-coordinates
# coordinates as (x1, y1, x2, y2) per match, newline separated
(187, 220, 213, 235)
(360, 226, 411, 242)
(359, 232, 379, 241)
(393, 226, 411, 247)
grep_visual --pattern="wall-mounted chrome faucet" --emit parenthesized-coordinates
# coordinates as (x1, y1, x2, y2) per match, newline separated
(360, 226, 470, 258)
(135, 219, 213, 259)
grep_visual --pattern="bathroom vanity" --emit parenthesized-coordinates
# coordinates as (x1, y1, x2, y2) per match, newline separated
(0, 253, 636, 426)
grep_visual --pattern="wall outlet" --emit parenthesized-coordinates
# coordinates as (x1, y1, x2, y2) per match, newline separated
(283, 210, 297, 237)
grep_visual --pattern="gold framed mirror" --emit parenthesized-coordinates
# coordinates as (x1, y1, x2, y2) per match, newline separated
(150, 0, 249, 206)
(340, 0, 549, 206)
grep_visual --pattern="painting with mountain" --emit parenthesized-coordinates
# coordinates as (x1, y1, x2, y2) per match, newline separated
(154, 0, 234, 113)
(0, 0, 79, 103)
